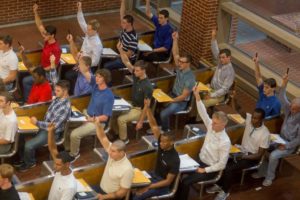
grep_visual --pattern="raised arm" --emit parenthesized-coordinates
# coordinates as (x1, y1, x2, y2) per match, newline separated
(120, 0, 126, 23)
(172, 32, 180, 67)
(145, 0, 153, 18)
(95, 118, 110, 152)
(19, 46, 34, 71)
(211, 29, 220, 60)
(77, 2, 88, 33)
(66, 34, 79, 62)
(253, 55, 263, 86)
(47, 123, 59, 160)
(278, 74, 290, 114)
(33, 3, 46, 36)
(193, 85, 212, 128)
(117, 42, 134, 73)
(146, 99, 161, 139)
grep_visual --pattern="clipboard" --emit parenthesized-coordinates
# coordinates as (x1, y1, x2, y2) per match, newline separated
(61, 54, 76, 64)
(153, 89, 174, 103)
(17, 116, 39, 133)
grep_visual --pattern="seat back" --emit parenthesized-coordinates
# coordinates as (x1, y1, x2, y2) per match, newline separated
(217, 80, 236, 106)
(0, 131, 20, 163)
(150, 173, 181, 199)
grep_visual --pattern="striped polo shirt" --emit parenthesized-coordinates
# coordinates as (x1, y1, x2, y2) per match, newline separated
(119, 29, 138, 62)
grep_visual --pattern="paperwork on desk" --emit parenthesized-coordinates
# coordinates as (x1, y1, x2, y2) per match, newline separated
(197, 82, 211, 92)
(18, 61, 27, 72)
(270, 134, 286, 144)
(227, 114, 246, 124)
(132, 168, 151, 186)
(17, 116, 39, 132)
(153, 89, 174, 103)
(113, 98, 132, 111)
(70, 106, 87, 122)
(138, 40, 153, 52)
(61, 53, 76, 64)
(230, 145, 242, 154)
(18, 192, 35, 200)
(179, 154, 200, 172)
(77, 178, 92, 192)
(102, 48, 119, 58)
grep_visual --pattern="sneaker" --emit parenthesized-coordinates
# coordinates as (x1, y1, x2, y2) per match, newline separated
(214, 191, 230, 200)
(262, 179, 272, 187)
(206, 184, 222, 194)
(12, 160, 24, 168)
(18, 163, 36, 173)
(122, 138, 130, 145)
(251, 172, 264, 179)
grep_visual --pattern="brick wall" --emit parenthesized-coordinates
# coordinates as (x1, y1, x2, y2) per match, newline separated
(179, 0, 219, 64)
(0, 0, 119, 25)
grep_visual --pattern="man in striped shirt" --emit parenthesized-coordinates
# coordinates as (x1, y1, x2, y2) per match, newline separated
(104, 0, 138, 71)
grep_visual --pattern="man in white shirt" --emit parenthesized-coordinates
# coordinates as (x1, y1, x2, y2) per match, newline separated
(94, 118, 134, 200)
(0, 91, 17, 154)
(0, 35, 18, 91)
(175, 86, 231, 200)
(208, 108, 270, 200)
(47, 123, 77, 200)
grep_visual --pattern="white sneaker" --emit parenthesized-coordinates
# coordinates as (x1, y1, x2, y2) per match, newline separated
(262, 179, 272, 187)
(206, 184, 222, 194)
(251, 172, 263, 179)
(214, 191, 230, 200)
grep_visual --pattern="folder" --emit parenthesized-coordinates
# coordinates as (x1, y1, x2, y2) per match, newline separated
(153, 89, 174, 103)
(227, 114, 245, 124)
(18, 61, 28, 72)
(132, 168, 151, 187)
(61, 54, 76, 64)
(17, 116, 39, 133)
(197, 82, 211, 92)
(230, 145, 241, 154)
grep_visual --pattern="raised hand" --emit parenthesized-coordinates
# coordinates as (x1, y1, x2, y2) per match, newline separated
(77, 2, 82, 11)
(18, 45, 25, 54)
(211, 28, 217, 39)
(66, 34, 73, 43)
(47, 122, 56, 133)
(253, 53, 259, 64)
(33, 3, 38, 13)
(172, 31, 179, 40)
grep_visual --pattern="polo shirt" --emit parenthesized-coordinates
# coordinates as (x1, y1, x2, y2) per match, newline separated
(151, 15, 173, 51)
(256, 84, 281, 117)
(120, 29, 138, 61)
(27, 81, 52, 104)
(87, 76, 114, 117)
(74, 72, 92, 96)
(41, 41, 61, 68)
(155, 136, 180, 179)
(132, 75, 153, 108)
(172, 68, 195, 100)
(0, 49, 18, 79)
(0, 185, 20, 200)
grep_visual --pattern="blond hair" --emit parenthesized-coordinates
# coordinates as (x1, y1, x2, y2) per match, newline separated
(0, 164, 14, 181)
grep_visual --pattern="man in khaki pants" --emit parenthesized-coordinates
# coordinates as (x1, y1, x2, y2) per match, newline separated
(116, 43, 153, 144)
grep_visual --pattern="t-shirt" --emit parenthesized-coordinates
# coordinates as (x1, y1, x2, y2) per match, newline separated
(27, 81, 52, 104)
(41, 41, 61, 68)
(74, 72, 92, 96)
(0, 109, 17, 143)
(151, 15, 173, 51)
(87, 76, 114, 117)
(241, 113, 270, 154)
(120, 29, 138, 61)
(154, 136, 180, 179)
(172, 68, 195, 100)
(100, 150, 134, 193)
(0, 185, 20, 200)
(48, 171, 77, 200)
(256, 84, 281, 117)
(132, 75, 153, 108)
(0, 49, 18, 79)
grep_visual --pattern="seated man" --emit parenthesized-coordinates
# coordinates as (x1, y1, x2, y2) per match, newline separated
(17, 80, 71, 172)
(140, 0, 173, 62)
(0, 164, 20, 200)
(104, 0, 138, 70)
(253, 55, 281, 117)
(160, 32, 195, 132)
(94, 117, 134, 199)
(73, 56, 93, 96)
(0, 92, 17, 154)
(175, 86, 231, 200)
(64, 69, 114, 159)
(0, 35, 18, 91)
(202, 29, 235, 108)
(115, 44, 153, 143)
(47, 123, 77, 200)
(253, 74, 300, 186)
(133, 100, 180, 200)
(208, 108, 270, 200)
(23, 3, 61, 101)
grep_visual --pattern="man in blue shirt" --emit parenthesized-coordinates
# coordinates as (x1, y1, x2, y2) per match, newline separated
(73, 56, 93, 96)
(253, 55, 281, 117)
(140, 0, 173, 62)
(64, 69, 114, 159)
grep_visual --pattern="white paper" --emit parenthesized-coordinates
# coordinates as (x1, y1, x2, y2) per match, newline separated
(179, 154, 200, 170)
(142, 170, 152, 179)
(270, 134, 286, 144)
(69, 116, 87, 122)
(18, 192, 32, 200)
(114, 98, 132, 107)
(102, 48, 118, 56)
(138, 40, 153, 52)
(76, 179, 92, 192)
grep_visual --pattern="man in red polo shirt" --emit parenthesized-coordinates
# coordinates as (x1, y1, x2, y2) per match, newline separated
(22, 3, 61, 101)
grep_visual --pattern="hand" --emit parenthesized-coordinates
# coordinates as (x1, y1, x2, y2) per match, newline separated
(30, 117, 38, 125)
(197, 167, 206, 173)
(144, 98, 151, 108)
(204, 94, 211, 100)
(97, 193, 104, 200)
(136, 121, 143, 131)
(211, 28, 217, 39)
(66, 34, 73, 43)
(18, 45, 25, 54)
(33, 3, 38, 13)
(253, 54, 259, 64)
(172, 31, 179, 40)
(77, 2, 82, 11)
(117, 41, 123, 51)
(278, 144, 286, 150)
(47, 122, 56, 132)
(192, 85, 201, 100)
(282, 73, 289, 86)
(87, 116, 96, 122)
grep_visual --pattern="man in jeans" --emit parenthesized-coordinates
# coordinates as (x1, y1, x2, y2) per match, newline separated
(160, 32, 195, 132)
(253, 74, 300, 186)
(16, 80, 71, 172)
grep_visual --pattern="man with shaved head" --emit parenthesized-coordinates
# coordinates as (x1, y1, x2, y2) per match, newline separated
(253, 74, 300, 187)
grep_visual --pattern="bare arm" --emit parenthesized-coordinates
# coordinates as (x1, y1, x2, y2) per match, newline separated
(33, 4, 46, 36)
(153, 47, 168, 53)
(19, 46, 34, 71)
(146, 100, 161, 139)
(253, 55, 263, 86)
(95, 119, 110, 152)
(145, 0, 152, 18)
(66, 34, 79, 62)
(81, 70, 92, 82)
(149, 173, 175, 189)
(120, 0, 126, 23)
(3, 70, 17, 84)
(0, 139, 10, 145)
(172, 88, 190, 102)
(117, 42, 134, 73)
(172, 32, 180, 67)
(243, 147, 266, 160)
(47, 123, 59, 160)
(101, 187, 129, 200)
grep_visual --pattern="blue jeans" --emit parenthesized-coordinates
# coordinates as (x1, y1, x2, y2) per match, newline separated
(22, 75, 34, 102)
(133, 173, 169, 200)
(160, 101, 187, 131)
(104, 58, 126, 71)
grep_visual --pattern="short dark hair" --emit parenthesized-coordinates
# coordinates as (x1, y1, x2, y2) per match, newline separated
(81, 56, 92, 67)
(181, 53, 192, 63)
(57, 151, 74, 164)
(219, 49, 231, 57)
(264, 78, 277, 88)
(95, 69, 111, 84)
(161, 132, 176, 142)
(45, 25, 57, 36)
(56, 80, 70, 91)
(32, 67, 46, 77)
(123, 15, 134, 26)
(0, 91, 13, 103)
(0, 35, 13, 46)
(254, 108, 266, 119)
(134, 60, 148, 70)
(159, 9, 169, 18)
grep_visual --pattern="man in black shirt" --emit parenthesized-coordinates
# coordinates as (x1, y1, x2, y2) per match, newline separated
(132, 100, 180, 200)
(0, 164, 20, 200)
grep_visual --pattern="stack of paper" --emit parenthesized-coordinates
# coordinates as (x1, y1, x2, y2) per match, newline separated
(17, 116, 39, 133)
(138, 40, 153, 52)
(228, 114, 246, 124)
(153, 89, 173, 102)
(102, 48, 119, 57)
(132, 168, 151, 187)
(179, 154, 200, 172)
(270, 134, 286, 144)
(61, 54, 76, 64)
(113, 98, 132, 111)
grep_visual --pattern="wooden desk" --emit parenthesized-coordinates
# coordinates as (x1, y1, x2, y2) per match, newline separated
(17, 116, 39, 133)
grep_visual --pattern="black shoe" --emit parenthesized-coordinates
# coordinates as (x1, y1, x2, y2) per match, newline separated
(18, 163, 36, 172)
(12, 160, 24, 168)
(70, 153, 80, 163)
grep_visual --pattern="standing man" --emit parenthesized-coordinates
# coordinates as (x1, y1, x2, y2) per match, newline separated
(253, 74, 300, 186)
(0, 35, 18, 91)
(104, 0, 138, 70)
(23, 3, 61, 101)
(160, 32, 195, 132)
(116, 43, 153, 143)
(253, 55, 281, 117)
(0, 164, 20, 200)
(141, 0, 173, 62)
